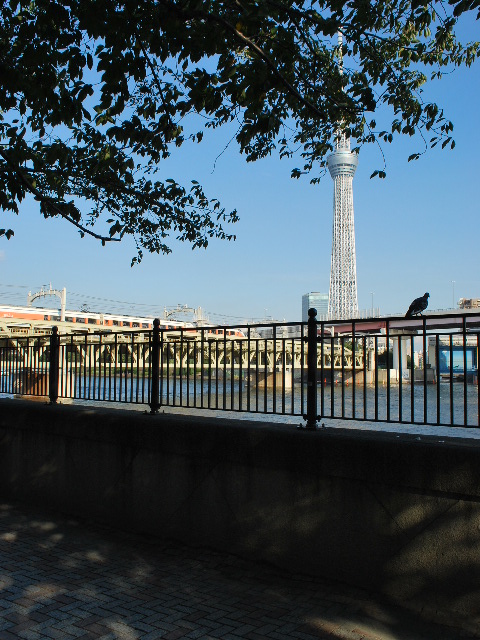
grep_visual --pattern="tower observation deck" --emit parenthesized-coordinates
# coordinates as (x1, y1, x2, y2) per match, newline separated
(326, 34, 359, 320)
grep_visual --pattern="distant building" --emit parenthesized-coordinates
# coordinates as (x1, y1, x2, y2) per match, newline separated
(302, 292, 328, 322)
(458, 298, 480, 309)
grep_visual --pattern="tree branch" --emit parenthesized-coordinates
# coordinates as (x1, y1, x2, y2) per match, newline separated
(206, 12, 330, 119)
(154, 0, 333, 121)
(0, 148, 121, 244)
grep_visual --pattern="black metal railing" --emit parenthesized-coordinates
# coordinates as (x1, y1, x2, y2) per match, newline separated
(0, 310, 479, 428)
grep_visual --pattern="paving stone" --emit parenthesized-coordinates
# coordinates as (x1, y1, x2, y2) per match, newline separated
(0, 502, 476, 640)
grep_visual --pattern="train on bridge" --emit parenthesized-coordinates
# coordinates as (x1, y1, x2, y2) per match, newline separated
(0, 304, 247, 339)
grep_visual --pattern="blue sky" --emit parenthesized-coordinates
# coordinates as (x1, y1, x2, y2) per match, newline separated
(1, 18, 479, 323)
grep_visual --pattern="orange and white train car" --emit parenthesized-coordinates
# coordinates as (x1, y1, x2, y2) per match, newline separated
(0, 305, 246, 337)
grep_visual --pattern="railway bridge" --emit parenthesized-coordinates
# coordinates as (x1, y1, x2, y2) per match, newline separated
(0, 328, 364, 379)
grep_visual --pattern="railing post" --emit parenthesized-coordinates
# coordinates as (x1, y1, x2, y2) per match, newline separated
(304, 307, 318, 430)
(149, 318, 160, 414)
(48, 326, 59, 404)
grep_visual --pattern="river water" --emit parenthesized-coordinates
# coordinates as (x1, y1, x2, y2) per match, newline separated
(2, 373, 479, 434)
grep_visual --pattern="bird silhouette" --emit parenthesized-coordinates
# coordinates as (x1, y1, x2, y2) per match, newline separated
(405, 292, 429, 318)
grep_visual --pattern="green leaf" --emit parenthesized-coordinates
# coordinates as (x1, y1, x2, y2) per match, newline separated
(0, 0, 471, 262)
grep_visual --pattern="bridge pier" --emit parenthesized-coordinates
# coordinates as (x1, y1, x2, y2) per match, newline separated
(391, 330, 413, 383)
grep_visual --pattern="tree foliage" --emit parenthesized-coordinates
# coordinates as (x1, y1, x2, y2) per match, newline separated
(0, 0, 478, 259)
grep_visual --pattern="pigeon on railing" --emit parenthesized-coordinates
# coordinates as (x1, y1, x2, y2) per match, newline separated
(405, 292, 429, 318)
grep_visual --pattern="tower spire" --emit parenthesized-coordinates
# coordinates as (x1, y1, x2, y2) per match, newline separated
(326, 31, 359, 320)
(334, 32, 350, 152)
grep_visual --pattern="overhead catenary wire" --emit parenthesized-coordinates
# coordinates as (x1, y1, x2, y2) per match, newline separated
(0, 282, 270, 324)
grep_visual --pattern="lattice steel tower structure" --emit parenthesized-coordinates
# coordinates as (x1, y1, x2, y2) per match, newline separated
(326, 33, 359, 320)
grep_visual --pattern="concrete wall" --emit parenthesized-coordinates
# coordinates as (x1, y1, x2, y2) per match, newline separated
(1, 399, 480, 625)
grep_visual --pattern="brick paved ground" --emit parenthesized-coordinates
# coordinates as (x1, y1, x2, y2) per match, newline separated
(0, 502, 477, 640)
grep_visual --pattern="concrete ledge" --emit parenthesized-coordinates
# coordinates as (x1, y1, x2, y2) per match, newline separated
(1, 399, 480, 625)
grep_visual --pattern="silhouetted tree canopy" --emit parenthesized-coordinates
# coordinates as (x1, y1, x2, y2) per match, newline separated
(1, 0, 478, 260)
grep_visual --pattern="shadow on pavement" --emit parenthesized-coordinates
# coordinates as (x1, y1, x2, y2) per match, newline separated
(0, 501, 477, 640)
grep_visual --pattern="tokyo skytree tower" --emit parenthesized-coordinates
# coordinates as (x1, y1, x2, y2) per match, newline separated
(326, 34, 359, 320)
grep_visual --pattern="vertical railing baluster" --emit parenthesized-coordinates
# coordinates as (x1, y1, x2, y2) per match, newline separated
(15, 339, 19, 395)
(180, 330, 184, 407)
(255, 337, 259, 412)
(291, 337, 295, 415)
(282, 336, 286, 414)
(200, 334, 204, 408)
(477, 334, 480, 428)
(352, 322, 356, 420)
(463, 316, 468, 426)
(135, 338, 140, 404)
(230, 338, 234, 411)
(435, 335, 440, 424)
(215, 339, 219, 409)
(410, 334, 415, 423)
(22, 337, 28, 395)
(222, 331, 227, 411)
(411, 334, 416, 424)
(398, 334, 403, 422)
(363, 336, 367, 420)
(320, 322, 325, 418)
(13, 339, 18, 396)
(238, 337, 243, 411)
(386, 321, 391, 423)
(130, 333, 134, 403)
(330, 333, 335, 418)
(44, 337, 48, 397)
(422, 317, 427, 424)
(92, 339, 97, 401)
(58, 338, 63, 399)
(109, 336, 114, 401)
(69, 335, 73, 400)
(89, 338, 93, 400)
(208, 338, 212, 409)
(201, 330, 205, 409)
(72, 336, 78, 398)
(186, 339, 190, 408)
(166, 333, 170, 406)
(32, 339, 37, 396)
(264, 336, 268, 413)
(374, 335, 379, 422)
(247, 328, 251, 413)
(341, 335, 345, 418)
(142, 338, 147, 404)
(449, 334, 454, 425)
(119, 336, 124, 402)
(300, 325, 305, 416)
(272, 325, 277, 414)
(82, 334, 87, 400)
(100, 337, 104, 401)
